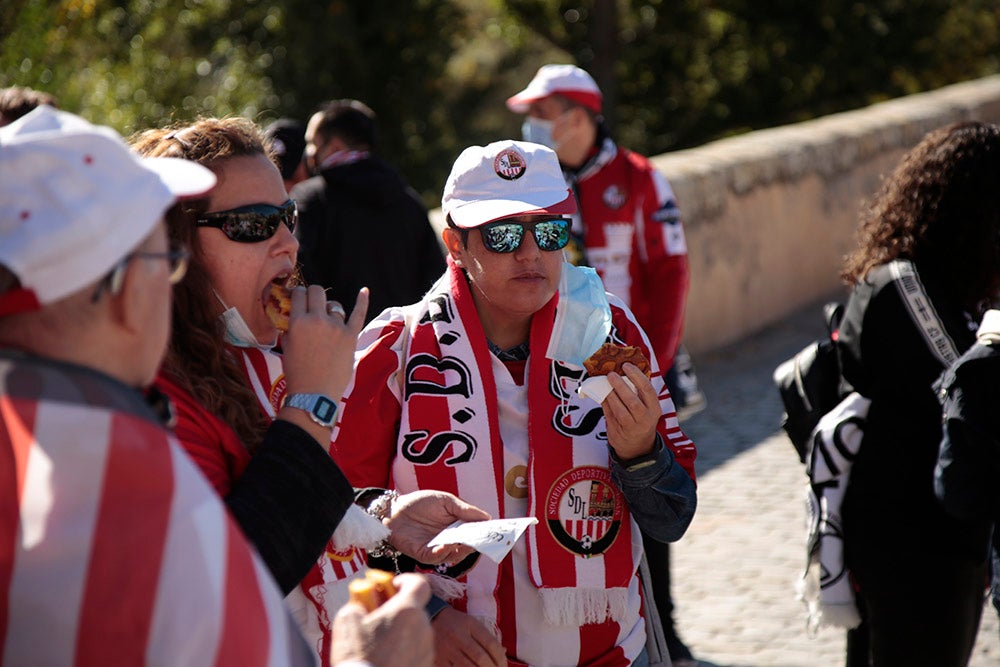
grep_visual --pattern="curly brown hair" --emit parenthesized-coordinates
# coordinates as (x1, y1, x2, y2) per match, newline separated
(131, 118, 282, 452)
(842, 121, 1000, 312)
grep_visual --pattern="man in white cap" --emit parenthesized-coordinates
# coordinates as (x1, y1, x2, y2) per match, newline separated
(508, 63, 702, 666)
(332, 139, 697, 667)
(0, 107, 435, 666)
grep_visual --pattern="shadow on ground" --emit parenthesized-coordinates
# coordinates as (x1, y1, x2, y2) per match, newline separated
(677, 293, 845, 477)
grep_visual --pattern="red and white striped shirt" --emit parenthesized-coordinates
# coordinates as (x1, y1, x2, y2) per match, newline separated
(0, 353, 313, 667)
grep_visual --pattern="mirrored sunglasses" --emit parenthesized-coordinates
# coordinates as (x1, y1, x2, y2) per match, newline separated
(196, 199, 298, 243)
(478, 218, 571, 253)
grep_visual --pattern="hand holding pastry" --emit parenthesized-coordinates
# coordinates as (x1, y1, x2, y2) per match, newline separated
(333, 573, 433, 667)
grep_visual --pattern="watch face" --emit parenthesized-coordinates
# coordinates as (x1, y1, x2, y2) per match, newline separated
(315, 396, 337, 423)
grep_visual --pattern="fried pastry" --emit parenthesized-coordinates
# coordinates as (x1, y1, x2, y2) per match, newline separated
(264, 281, 292, 332)
(347, 569, 397, 612)
(583, 342, 651, 377)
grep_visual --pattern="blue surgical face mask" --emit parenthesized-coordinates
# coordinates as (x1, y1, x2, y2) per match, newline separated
(524, 110, 576, 152)
(521, 116, 559, 150)
(521, 116, 556, 150)
(214, 289, 275, 350)
(545, 262, 612, 365)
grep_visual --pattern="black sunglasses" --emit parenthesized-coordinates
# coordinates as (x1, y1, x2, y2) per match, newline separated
(478, 218, 571, 253)
(196, 199, 298, 243)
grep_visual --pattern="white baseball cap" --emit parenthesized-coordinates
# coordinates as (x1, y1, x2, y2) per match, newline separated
(441, 140, 577, 229)
(0, 106, 216, 316)
(506, 64, 603, 114)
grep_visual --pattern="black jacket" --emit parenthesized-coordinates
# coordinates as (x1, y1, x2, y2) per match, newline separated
(936, 334, 1000, 525)
(837, 260, 986, 559)
(292, 157, 446, 322)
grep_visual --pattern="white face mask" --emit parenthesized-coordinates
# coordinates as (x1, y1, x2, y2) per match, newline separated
(522, 108, 575, 152)
(521, 116, 558, 150)
(214, 290, 275, 350)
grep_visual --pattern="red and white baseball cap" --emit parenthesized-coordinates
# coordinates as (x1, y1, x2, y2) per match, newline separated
(506, 64, 603, 114)
(441, 140, 577, 229)
(0, 106, 216, 316)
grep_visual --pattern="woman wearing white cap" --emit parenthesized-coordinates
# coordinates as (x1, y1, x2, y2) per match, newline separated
(332, 139, 697, 667)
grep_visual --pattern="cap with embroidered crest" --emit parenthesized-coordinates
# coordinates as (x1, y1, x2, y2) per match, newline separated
(441, 140, 577, 229)
(506, 64, 603, 114)
(0, 106, 216, 317)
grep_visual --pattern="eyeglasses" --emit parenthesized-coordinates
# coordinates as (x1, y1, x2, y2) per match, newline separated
(196, 199, 298, 243)
(91, 243, 191, 302)
(478, 218, 571, 253)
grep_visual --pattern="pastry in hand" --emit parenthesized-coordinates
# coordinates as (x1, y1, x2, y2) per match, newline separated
(347, 569, 397, 612)
(263, 281, 292, 333)
(583, 342, 651, 377)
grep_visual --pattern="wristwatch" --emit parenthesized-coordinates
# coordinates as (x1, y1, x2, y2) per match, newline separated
(283, 393, 338, 427)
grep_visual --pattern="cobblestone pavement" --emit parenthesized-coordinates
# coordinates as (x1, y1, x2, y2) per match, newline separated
(670, 297, 1000, 667)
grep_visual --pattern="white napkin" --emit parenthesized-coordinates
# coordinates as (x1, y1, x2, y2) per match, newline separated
(427, 518, 538, 563)
(577, 375, 637, 403)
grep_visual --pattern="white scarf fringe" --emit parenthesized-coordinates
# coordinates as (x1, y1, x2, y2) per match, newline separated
(426, 572, 467, 602)
(540, 587, 629, 626)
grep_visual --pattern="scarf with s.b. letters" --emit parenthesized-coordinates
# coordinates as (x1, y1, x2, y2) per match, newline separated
(390, 260, 640, 627)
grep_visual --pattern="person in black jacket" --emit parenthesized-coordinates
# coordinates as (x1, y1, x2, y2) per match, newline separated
(936, 311, 1000, 646)
(837, 121, 1000, 666)
(292, 99, 445, 322)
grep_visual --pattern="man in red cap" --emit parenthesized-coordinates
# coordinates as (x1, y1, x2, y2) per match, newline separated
(508, 63, 700, 667)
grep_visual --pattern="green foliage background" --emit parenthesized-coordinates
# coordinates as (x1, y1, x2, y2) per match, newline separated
(3, 0, 999, 205)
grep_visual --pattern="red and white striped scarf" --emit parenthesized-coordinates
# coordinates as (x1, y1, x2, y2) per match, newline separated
(390, 263, 640, 626)
(0, 353, 312, 666)
(234, 346, 368, 660)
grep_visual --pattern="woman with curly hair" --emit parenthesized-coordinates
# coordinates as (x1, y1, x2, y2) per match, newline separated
(837, 121, 1000, 666)
(130, 118, 487, 661)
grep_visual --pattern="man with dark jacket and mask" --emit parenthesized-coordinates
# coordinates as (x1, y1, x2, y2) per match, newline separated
(292, 99, 445, 322)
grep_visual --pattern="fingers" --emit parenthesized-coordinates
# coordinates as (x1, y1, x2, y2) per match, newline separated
(330, 602, 366, 664)
(347, 286, 370, 332)
(289, 283, 308, 316)
(444, 495, 492, 523)
(433, 609, 505, 667)
(386, 573, 431, 610)
(333, 600, 366, 628)
(289, 284, 366, 325)
(423, 543, 477, 563)
(467, 619, 506, 666)
(622, 363, 658, 404)
(290, 284, 341, 318)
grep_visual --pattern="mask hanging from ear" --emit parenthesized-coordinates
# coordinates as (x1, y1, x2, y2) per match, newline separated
(214, 289, 275, 350)
(545, 262, 611, 365)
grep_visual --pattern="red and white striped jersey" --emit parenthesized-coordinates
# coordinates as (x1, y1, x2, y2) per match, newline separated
(0, 352, 314, 667)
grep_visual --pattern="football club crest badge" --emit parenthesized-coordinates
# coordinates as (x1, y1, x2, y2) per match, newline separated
(545, 466, 624, 557)
(494, 148, 527, 181)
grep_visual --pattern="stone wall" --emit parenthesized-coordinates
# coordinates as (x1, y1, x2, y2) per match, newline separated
(430, 75, 1000, 355)
(655, 75, 1000, 354)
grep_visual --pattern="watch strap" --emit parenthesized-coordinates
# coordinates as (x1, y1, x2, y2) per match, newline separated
(284, 393, 338, 427)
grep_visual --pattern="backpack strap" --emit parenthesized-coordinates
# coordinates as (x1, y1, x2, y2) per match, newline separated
(888, 259, 961, 367)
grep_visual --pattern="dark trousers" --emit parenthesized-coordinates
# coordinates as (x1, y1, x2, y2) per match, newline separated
(642, 531, 690, 656)
(847, 547, 986, 667)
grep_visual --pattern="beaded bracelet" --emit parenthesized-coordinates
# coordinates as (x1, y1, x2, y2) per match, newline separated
(365, 490, 402, 564)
